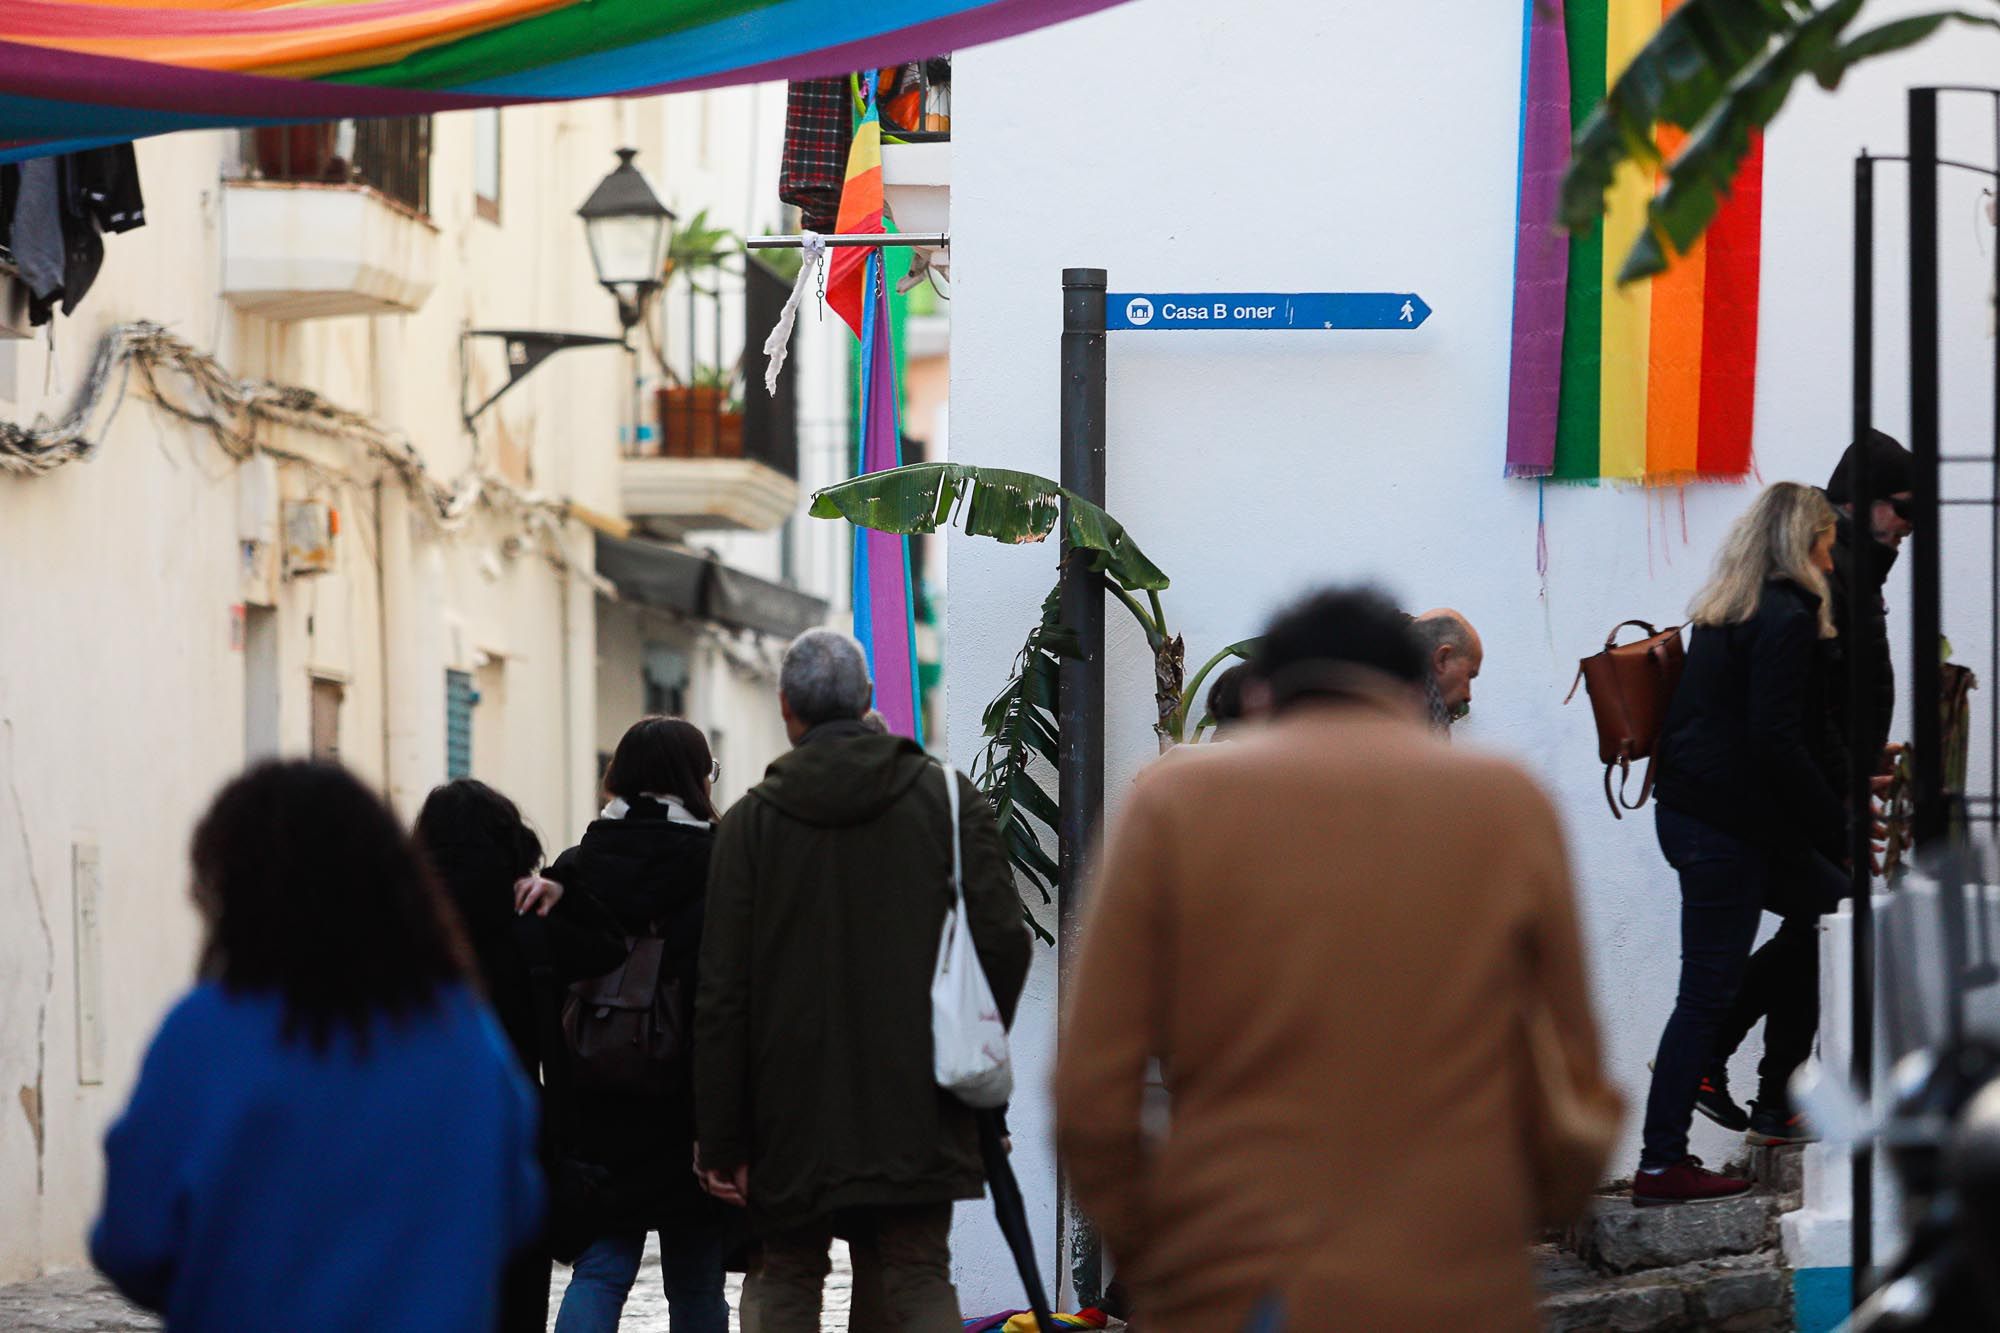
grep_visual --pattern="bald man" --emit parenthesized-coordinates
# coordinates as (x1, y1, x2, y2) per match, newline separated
(1410, 609, 1483, 734)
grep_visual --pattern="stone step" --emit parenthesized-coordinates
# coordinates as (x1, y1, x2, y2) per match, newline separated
(1565, 1190, 1784, 1275)
(1537, 1244, 1792, 1332)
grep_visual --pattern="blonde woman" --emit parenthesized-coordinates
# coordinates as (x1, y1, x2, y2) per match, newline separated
(1634, 482, 1847, 1206)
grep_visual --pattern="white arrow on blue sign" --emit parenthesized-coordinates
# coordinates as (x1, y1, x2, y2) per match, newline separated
(1106, 292, 1433, 332)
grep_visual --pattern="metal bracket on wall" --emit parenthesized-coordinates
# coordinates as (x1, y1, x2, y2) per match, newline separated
(460, 328, 628, 432)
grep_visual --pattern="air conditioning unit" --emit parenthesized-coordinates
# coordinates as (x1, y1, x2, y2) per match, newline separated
(283, 499, 338, 577)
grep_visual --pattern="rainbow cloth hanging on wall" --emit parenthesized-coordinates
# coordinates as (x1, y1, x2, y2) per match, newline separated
(1506, 0, 1764, 484)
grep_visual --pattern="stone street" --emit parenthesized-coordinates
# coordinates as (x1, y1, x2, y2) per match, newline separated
(0, 1240, 857, 1332)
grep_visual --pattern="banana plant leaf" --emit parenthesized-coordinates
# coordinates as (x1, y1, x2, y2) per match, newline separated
(969, 586, 1075, 945)
(1559, 0, 2000, 283)
(811, 462, 1169, 594)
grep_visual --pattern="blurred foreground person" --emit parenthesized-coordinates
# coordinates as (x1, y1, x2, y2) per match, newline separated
(1203, 661, 1254, 738)
(1638, 483, 1848, 1203)
(415, 778, 621, 1333)
(92, 761, 542, 1332)
(548, 718, 733, 1333)
(697, 630, 1031, 1333)
(1056, 587, 1616, 1332)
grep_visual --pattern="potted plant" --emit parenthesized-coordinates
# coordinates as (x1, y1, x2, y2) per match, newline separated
(717, 391, 745, 459)
(663, 209, 736, 283)
(657, 365, 728, 457)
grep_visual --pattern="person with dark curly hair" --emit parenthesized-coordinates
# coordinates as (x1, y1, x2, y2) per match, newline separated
(415, 777, 623, 1333)
(91, 760, 544, 1332)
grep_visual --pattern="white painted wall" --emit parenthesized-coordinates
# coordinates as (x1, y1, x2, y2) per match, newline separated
(0, 83, 838, 1281)
(947, 0, 2000, 1310)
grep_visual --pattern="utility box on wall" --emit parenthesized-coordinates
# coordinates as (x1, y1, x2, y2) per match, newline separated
(283, 499, 338, 577)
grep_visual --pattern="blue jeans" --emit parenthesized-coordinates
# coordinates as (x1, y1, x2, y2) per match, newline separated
(554, 1227, 728, 1333)
(1640, 806, 1770, 1169)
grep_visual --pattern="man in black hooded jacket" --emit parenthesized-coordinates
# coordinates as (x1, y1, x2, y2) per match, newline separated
(1701, 432, 1913, 1144)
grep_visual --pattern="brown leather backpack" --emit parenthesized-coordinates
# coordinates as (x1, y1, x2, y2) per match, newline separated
(1566, 620, 1686, 819)
(561, 933, 687, 1097)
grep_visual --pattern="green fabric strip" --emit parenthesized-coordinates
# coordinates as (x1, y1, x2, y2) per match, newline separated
(330, 0, 768, 91)
(1553, 0, 1606, 480)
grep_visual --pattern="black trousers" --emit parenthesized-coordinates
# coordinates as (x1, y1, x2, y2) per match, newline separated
(1711, 848, 1845, 1107)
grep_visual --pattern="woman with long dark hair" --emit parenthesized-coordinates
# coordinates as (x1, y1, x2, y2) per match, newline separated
(1633, 483, 1849, 1206)
(91, 761, 543, 1330)
(550, 717, 732, 1333)
(414, 778, 623, 1333)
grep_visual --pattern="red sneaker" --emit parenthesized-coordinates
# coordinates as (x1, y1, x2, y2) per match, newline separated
(1631, 1156, 1754, 1207)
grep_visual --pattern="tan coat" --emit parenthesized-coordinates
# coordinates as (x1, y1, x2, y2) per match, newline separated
(1056, 689, 1615, 1332)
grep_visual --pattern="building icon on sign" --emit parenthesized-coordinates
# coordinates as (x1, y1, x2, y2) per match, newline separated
(1126, 297, 1154, 326)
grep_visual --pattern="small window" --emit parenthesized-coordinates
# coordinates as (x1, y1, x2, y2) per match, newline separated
(310, 677, 344, 761)
(473, 109, 501, 222)
(446, 669, 478, 779)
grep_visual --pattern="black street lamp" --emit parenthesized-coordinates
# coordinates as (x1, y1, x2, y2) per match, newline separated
(578, 146, 675, 331)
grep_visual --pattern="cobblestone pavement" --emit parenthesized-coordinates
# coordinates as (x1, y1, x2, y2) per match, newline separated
(0, 1241, 855, 1332)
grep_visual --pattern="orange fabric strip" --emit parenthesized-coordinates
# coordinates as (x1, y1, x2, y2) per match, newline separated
(1645, 116, 1706, 484)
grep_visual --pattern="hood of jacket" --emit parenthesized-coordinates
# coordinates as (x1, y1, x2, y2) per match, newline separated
(751, 721, 935, 829)
(570, 801, 714, 932)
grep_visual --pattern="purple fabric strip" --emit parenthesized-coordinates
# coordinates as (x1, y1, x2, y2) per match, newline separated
(0, 39, 506, 121)
(1505, 0, 1570, 478)
(858, 260, 920, 743)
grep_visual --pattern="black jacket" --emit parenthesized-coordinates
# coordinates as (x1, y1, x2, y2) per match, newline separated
(547, 801, 722, 1232)
(1655, 578, 1848, 865)
(1825, 513, 1899, 784)
(424, 837, 621, 1080)
(695, 722, 1032, 1232)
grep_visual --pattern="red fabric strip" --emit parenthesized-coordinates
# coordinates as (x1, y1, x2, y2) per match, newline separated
(1695, 131, 1763, 477)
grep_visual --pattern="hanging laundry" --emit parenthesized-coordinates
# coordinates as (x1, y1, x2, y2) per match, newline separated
(779, 77, 851, 234)
(0, 144, 147, 324)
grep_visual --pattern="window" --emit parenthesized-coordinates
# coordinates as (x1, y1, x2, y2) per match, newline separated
(473, 109, 501, 222)
(642, 643, 689, 718)
(446, 669, 477, 780)
(310, 676, 344, 761)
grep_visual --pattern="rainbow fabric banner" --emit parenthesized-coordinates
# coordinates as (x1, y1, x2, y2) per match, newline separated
(0, 0, 1133, 163)
(1506, 0, 1763, 484)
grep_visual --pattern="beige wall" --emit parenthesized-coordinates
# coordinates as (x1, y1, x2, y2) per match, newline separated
(0, 83, 830, 1279)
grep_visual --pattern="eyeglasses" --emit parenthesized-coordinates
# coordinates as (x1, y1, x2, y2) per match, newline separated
(709, 758, 722, 784)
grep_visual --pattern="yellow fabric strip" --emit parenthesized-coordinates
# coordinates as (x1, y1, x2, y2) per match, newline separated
(1597, 0, 1659, 481)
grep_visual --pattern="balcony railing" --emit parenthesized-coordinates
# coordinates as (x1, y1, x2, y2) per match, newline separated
(631, 258, 798, 480)
(243, 118, 431, 216)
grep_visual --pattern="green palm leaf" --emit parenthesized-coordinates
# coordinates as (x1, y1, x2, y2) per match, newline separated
(810, 462, 1169, 593)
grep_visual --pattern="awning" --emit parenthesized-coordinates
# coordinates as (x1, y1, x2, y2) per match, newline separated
(0, 0, 1134, 163)
(595, 534, 826, 643)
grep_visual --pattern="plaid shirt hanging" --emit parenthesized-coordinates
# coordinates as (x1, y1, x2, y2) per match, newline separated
(780, 77, 851, 234)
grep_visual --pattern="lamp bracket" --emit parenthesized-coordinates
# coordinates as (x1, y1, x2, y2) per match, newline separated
(461, 328, 629, 431)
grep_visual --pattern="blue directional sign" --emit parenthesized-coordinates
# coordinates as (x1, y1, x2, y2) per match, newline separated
(1105, 292, 1432, 332)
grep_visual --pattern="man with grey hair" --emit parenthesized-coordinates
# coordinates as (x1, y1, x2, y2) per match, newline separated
(695, 629, 1030, 1333)
(1409, 608, 1483, 734)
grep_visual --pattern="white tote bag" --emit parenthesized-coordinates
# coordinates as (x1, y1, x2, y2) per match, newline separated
(931, 763, 1013, 1108)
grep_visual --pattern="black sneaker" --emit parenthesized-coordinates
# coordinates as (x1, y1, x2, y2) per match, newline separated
(1747, 1102, 1818, 1146)
(1694, 1072, 1751, 1133)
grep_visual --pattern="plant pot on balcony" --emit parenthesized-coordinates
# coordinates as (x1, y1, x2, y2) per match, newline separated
(657, 386, 723, 458)
(716, 411, 744, 459)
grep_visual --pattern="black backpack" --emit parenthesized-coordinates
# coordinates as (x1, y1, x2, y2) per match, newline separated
(560, 930, 687, 1097)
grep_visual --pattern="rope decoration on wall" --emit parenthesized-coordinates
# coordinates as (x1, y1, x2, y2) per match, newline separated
(0, 321, 596, 581)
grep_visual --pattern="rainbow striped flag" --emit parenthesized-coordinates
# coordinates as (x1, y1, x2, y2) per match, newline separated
(0, 0, 1136, 161)
(1506, 0, 1763, 484)
(827, 76, 886, 341)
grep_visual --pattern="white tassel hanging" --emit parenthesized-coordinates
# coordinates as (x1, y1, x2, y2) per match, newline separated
(762, 232, 827, 396)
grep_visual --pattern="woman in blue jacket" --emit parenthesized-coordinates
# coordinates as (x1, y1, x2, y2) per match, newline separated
(91, 760, 544, 1332)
